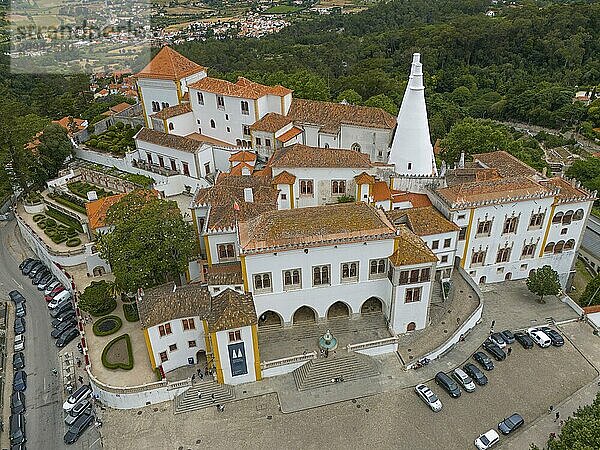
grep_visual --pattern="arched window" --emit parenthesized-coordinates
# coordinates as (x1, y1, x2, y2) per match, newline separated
(573, 209, 584, 221)
(554, 241, 565, 253)
(544, 242, 555, 253)
(564, 239, 575, 251)
(349, 263, 357, 277)
(378, 259, 386, 273)
(407, 322, 416, 332)
(351, 143, 361, 152)
(324, 143, 330, 148)
(210, 119, 216, 128)
(168, 122, 174, 131)
(236, 139, 242, 146)
(562, 210, 574, 225)
(284, 271, 292, 286)
(552, 212, 563, 224)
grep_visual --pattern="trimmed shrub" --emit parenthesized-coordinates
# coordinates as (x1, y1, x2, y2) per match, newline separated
(79, 281, 117, 316)
(123, 303, 139, 322)
(92, 315, 122, 336)
(101, 334, 134, 370)
(46, 206, 84, 233)
(45, 217, 57, 227)
(66, 229, 78, 238)
(66, 237, 81, 247)
(33, 214, 45, 222)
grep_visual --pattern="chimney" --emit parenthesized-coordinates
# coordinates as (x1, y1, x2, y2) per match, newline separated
(244, 187, 254, 203)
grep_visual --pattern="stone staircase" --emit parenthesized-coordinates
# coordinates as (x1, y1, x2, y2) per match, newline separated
(173, 380, 235, 415)
(292, 352, 380, 391)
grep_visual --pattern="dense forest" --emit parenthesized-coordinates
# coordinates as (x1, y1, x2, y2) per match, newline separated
(1, 0, 600, 200)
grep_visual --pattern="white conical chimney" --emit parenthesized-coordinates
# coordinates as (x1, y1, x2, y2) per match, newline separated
(388, 53, 437, 177)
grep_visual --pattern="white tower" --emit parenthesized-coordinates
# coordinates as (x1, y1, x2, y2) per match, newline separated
(388, 53, 437, 176)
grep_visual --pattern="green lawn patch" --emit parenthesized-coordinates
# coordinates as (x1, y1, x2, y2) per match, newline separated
(101, 334, 134, 370)
(124, 173, 154, 188)
(48, 191, 88, 214)
(92, 315, 123, 336)
(263, 5, 302, 14)
(68, 181, 114, 199)
(122, 302, 139, 322)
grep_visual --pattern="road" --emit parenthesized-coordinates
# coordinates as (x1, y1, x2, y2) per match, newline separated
(0, 220, 101, 450)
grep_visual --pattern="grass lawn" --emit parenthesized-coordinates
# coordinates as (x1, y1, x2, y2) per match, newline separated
(571, 258, 593, 303)
(263, 5, 303, 14)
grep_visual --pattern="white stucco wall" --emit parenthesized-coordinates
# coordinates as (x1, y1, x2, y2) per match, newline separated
(138, 78, 180, 128)
(167, 112, 197, 137)
(215, 325, 257, 385)
(339, 125, 393, 163)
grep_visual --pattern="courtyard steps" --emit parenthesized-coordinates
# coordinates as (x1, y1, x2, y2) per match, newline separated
(292, 352, 380, 391)
(173, 380, 235, 415)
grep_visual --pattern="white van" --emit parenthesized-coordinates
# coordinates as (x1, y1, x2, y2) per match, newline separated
(48, 290, 72, 309)
(527, 328, 551, 348)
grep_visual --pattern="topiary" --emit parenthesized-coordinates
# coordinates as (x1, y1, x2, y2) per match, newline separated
(92, 315, 122, 336)
(33, 214, 45, 222)
(66, 237, 81, 247)
(66, 229, 78, 238)
(45, 218, 57, 227)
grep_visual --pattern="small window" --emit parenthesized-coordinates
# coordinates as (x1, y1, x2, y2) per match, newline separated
(159, 351, 168, 362)
(552, 212, 563, 224)
(146, 152, 153, 164)
(182, 318, 195, 330)
(496, 247, 511, 263)
(443, 238, 451, 248)
(521, 243, 536, 258)
(210, 119, 216, 128)
(351, 142, 361, 152)
(458, 214, 466, 220)
(405, 287, 421, 303)
(281, 193, 287, 200)
(225, 114, 229, 120)
(265, 138, 271, 147)
(458, 227, 467, 241)
(227, 127, 231, 133)
(254, 273, 272, 293)
(476, 220, 492, 236)
(283, 269, 302, 290)
(168, 122, 174, 131)
(241, 101, 249, 115)
(503, 216, 519, 234)
(242, 125, 251, 136)
(158, 323, 172, 337)
(441, 255, 448, 263)
(313, 265, 330, 286)
(158, 155, 164, 167)
(562, 211, 574, 225)
(431, 240, 439, 250)
(560, 228, 567, 235)
(188, 340, 197, 348)
(204, 162, 211, 174)
(169, 343, 177, 352)
(544, 242, 555, 253)
(564, 239, 575, 251)
(217, 95, 225, 110)
(256, 137, 262, 146)
(529, 212, 545, 229)
(407, 162, 413, 170)
(573, 209, 584, 221)
(182, 162, 190, 176)
(471, 250, 486, 266)
(197, 92, 204, 105)
(228, 330, 242, 342)
(170, 159, 176, 171)
(217, 243, 236, 260)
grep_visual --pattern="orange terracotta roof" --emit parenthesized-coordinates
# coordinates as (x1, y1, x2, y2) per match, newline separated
(229, 162, 254, 176)
(189, 76, 290, 100)
(473, 151, 538, 178)
(137, 47, 206, 80)
(52, 117, 87, 134)
(136, 128, 202, 153)
(277, 126, 302, 143)
(584, 305, 600, 314)
(250, 112, 292, 132)
(110, 102, 132, 114)
(386, 206, 459, 236)
(354, 172, 375, 185)
(229, 150, 257, 163)
(288, 98, 396, 134)
(85, 193, 126, 231)
(391, 192, 432, 208)
(151, 103, 192, 120)
(539, 177, 596, 203)
(372, 181, 392, 202)
(239, 202, 396, 254)
(270, 143, 372, 169)
(272, 170, 296, 185)
(389, 226, 438, 266)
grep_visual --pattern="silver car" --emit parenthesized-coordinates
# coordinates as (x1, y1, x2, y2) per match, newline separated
(65, 400, 91, 426)
(452, 367, 476, 392)
(414, 383, 442, 412)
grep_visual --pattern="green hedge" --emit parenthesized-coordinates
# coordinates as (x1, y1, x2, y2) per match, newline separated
(79, 281, 117, 317)
(101, 334, 134, 370)
(66, 237, 81, 247)
(68, 181, 114, 200)
(123, 303, 139, 322)
(49, 192, 88, 215)
(92, 315, 123, 336)
(46, 206, 84, 233)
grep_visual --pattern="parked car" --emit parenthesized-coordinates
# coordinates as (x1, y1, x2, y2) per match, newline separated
(56, 328, 79, 348)
(65, 399, 91, 425)
(13, 352, 25, 371)
(527, 328, 552, 348)
(13, 370, 27, 392)
(22, 260, 40, 276)
(414, 383, 443, 412)
(19, 258, 33, 271)
(45, 284, 65, 301)
(500, 330, 515, 344)
(489, 333, 507, 349)
(50, 303, 74, 318)
(14, 317, 25, 334)
(15, 303, 26, 319)
(8, 290, 25, 305)
(63, 385, 92, 412)
(14, 334, 25, 352)
(48, 291, 72, 309)
(463, 363, 488, 386)
(538, 327, 564, 347)
(51, 321, 77, 339)
(64, 412, 94, 445)
(9, 413, 26, 446)
(52, 312, 76, 328)
(452, 367, 476, 392)
(514, 332, 534, 349)
(28, 262, 46, 278)
(498, 413, 524, 435)
(475, 429, 500, 450)
(483, 340, 506, 361)
(32, 268, 50, 285)
(37, 273, 54, 290)
(44, 280, 61, 295)
(10, 392, 25, 415)
(65, 404, 92, 426)
(473, 351, 494, 371)
(434, 372, 461, 398)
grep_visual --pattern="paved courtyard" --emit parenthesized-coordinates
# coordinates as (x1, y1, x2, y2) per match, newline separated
(100, 326, 598, 450)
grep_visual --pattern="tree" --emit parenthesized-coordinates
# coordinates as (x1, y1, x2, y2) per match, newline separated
(566, 158, 600, 196)
(79, 280, 117, 316)
(579, 275, 600, 307)
(530, 392, 600, 450)
(34, 124, 73, 184)
(526, 265, 561, 303)
(97, 190, 197, 292)
(364, 94, 398, 115)
(336, 89, 363, 105)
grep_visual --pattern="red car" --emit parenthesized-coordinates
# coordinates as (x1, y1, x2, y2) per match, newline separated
(45, 285, 65, 302)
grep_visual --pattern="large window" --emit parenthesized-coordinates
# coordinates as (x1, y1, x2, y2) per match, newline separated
(503, 217, 519, 234)
(521, 243, 536, 259)
(242, 125, 251, 136)
(458, 227, 467, 241)
(341, 262, 358, 282)
(331, 180, 346, 195)
(529, 212, 545, 229)
(471, 250, 486, 266)
(182, 318, 195, 330)
(405, 287, 422, 303)
(217, 95, 225, 110)
(217, 243, 236, 260)
(253, 273, 272, 293)
(300, 179, 314, 196)
(313, 265, 330, 286)
(496, 247, 511, 263)
(158, 323, 172, 337)
(476, 220, 492, 236)
(562, 210, 574, 225)
(241, 101, 249, 115)
(283, 269, 301, 290)
(369, 259, 387, 279)
(398, 268, 430, 285)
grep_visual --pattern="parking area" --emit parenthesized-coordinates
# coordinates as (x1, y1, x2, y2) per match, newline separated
(100, 329, 598, 450)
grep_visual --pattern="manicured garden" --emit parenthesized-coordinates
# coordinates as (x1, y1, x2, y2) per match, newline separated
(32, 213, 82, 246)
(123, 303, 139, 322)
(45, 206, 84, 232)
(47, 191, 87, 214)
(101, 333, 134, 370)
(79, 281, 117, 317)
(86, 123, 142, 157)
(68, 181, 114, 200)
(92, 315, 123, 336)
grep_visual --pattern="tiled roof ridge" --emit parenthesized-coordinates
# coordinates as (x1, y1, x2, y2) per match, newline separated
(135, 127, 202, 153)
(270, 143, 372, 168)
(150, 103, 192, 120)
(136, 46, 206, 80)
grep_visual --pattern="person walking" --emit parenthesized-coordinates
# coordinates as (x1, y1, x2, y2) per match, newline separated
(78, 375, 84, 384)
(554, 411, 560, 422)
(548, 405, 554, 413)
(507, 347, 512, 356)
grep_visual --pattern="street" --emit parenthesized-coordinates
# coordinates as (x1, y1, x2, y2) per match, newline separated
(0, 220, 101, 450)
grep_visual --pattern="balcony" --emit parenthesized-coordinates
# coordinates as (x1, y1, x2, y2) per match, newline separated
(132, 159, 179, 177)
